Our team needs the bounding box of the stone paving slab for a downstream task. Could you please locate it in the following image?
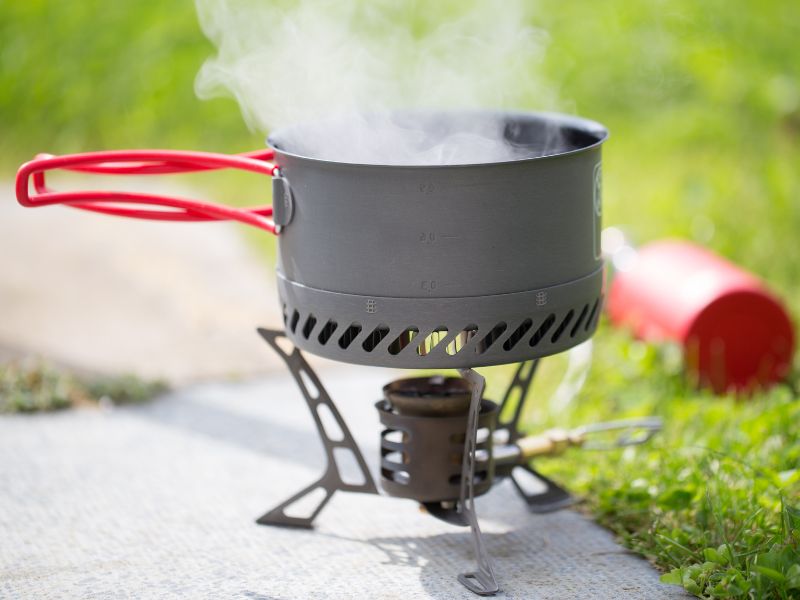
[0,182,285,383]
[0,366,688,599]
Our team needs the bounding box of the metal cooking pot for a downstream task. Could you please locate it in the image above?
[16,109,608,369]
[270,110,608,367]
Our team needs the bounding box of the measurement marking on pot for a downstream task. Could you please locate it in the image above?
[418,232,459,244]
[419,232,437,244]
[419,280,457,293]
[421,280,437,293]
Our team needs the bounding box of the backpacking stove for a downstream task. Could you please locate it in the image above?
[16,110,661,596]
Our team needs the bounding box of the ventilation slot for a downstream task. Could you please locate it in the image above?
[289,309,300,334]
[585,297,601,331]
[382,468,410,486]
[503,319,532,351]
[388,328,419,355]
[282,486,327,520]
[362,325,390,352]
[317,320,338,345]
[302,314,317,339]
[333,447,366,486]
[551,310,575,344]
[446,325,478,355]
[380,429,411,485]
[338,323,362,349]
[477,322,506,354]
[449,470,488,486]
[282,304,288,326]
[417,327,448,356]
[530,314,556,347]
[570,305,589,337]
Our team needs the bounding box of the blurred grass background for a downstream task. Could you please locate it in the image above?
[2,1,799,597]
[2,0,798,300]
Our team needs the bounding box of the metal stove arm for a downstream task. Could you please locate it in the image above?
[255,328,378,529]
[498,361,575,513]
[509,464,575,514]
[497,360,539,442]
[457,368,500,597]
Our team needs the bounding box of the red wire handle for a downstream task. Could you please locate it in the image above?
[15,149,282,234]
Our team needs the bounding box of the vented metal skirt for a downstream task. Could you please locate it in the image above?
[277,267,603,369]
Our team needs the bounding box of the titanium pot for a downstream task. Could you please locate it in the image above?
[16,109,608,369]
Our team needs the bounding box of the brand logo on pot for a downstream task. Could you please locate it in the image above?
[593,162,602,218]
[593,162,603,260]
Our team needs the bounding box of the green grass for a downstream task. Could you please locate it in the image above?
[498,328,800,598]
[2,1,799,597]
[0,362,167,413]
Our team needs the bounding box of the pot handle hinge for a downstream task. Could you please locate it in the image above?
[271,171,294,231]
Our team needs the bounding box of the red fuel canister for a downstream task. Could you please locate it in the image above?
[607,239,795,393]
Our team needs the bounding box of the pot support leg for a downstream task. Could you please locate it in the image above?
[497,361,575,513]
[457,368,500,596]
[255,328,378,528]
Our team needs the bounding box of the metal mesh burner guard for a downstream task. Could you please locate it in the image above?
[270,110,608,368]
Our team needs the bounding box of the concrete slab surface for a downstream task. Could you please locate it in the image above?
[0,366,688,599]
[0,182,284,383]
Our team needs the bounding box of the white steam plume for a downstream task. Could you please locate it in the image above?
[195,0,558,165]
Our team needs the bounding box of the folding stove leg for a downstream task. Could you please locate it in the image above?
[497,360,540,444]
[255,328,378,528]
[457,368,500,597]
[498,361,575,513]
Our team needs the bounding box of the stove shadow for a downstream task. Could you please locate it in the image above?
[320,525,547,600]
[239,592,286,600]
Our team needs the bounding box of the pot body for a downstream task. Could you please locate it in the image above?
[269,111,608,368]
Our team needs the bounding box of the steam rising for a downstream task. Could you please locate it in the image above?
[195,0,557,165]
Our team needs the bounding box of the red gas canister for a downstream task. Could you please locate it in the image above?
[606,238,795,393]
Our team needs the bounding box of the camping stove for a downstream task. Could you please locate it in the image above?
[16,110,663,596]
[255,329,659,595]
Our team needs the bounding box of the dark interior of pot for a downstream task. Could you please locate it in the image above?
[268,110,608,166]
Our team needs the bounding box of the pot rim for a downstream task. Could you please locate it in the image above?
[266,108,609,170]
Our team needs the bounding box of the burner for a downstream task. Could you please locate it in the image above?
[377,376,498,503]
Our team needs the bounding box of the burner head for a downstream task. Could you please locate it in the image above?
[383,375,471,417]
[376,375,498,503]
[271,110,607,369]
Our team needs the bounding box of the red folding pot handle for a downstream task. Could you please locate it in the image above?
[15,149,287,234]
[607,240,795,393]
